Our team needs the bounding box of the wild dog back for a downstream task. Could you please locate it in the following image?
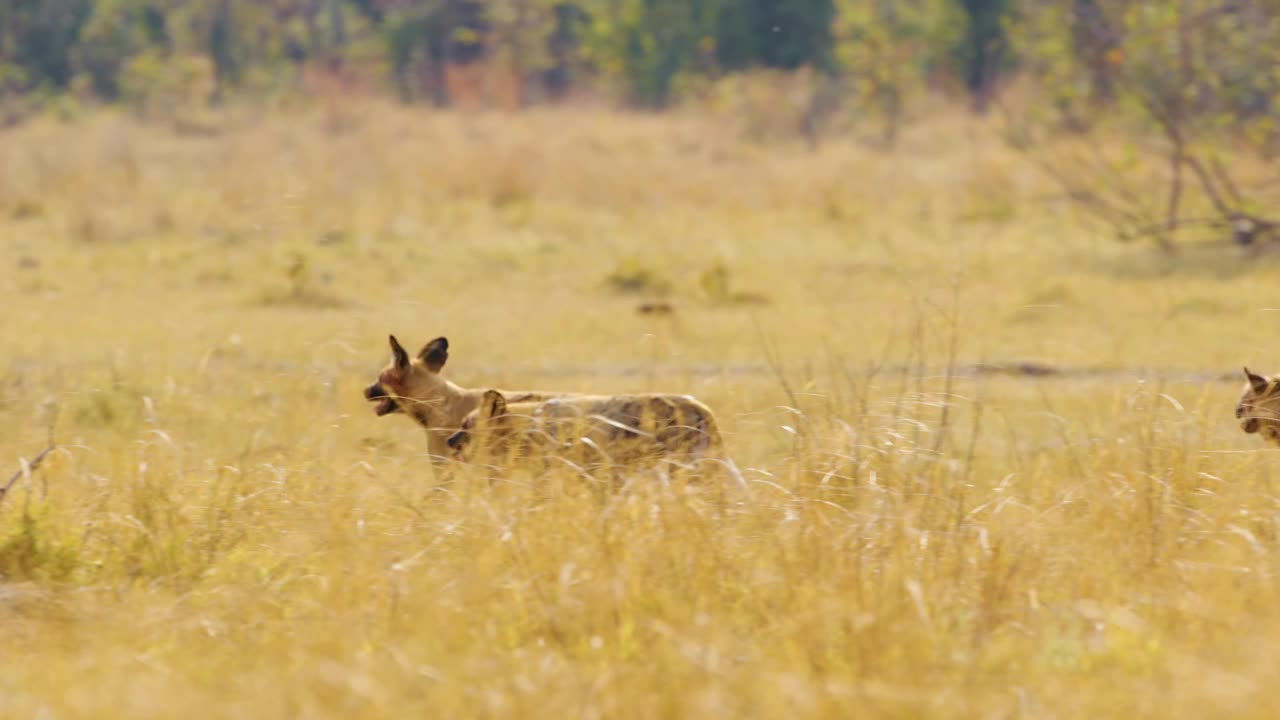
[447,390,725,469]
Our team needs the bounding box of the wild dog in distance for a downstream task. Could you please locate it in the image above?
[363,335,574,464]
[446,389,743,486]
[1238,367,1280,445]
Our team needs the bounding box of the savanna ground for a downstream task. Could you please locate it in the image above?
[3,100,1280,718]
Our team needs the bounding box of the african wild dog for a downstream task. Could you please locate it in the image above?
[363,335,573,464]
[445,389,743,485]
[1237,367,1280,445]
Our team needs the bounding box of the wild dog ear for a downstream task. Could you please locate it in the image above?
[419,337,449,373]
[446,429,468,451]
[1245,367,1270,394]
[389,335,410,370]
[480,389,507,420]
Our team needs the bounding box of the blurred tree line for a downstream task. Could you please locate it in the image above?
[4,1,1277,251]
[1010,0,1280,251]
[0,1,1275,128]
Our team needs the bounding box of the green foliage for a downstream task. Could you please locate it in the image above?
[716,0,836,73]
[0,506,82,582]
[1014,1,1280,252]
[1017,0,1280,131]
[118,50,212,117]
[603,256,671,295]
[579,0,720,108]
[834,0,961,143]
[1,0,93,90]
[207,0,238,101]
[75,0,163,99]
[0,0,1273,136]
[545,1,590,97]
[954,0,1014,111]
[378,0,490,105]
[582,0,837,107]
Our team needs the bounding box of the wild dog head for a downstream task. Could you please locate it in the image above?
[446,389,514,458]
[1237,367,1280,444]
[363,335,451,427]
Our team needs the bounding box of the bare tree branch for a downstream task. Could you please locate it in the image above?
[1209,155,1245,207]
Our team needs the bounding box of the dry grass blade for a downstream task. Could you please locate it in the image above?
[1,405,57,508]
[0,445,55,507]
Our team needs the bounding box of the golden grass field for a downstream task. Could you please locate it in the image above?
[3,102,1280,718]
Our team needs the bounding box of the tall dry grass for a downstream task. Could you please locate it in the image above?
[2,102,1280,718]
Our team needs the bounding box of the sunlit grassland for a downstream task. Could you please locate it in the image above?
[2,103,1280,718]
